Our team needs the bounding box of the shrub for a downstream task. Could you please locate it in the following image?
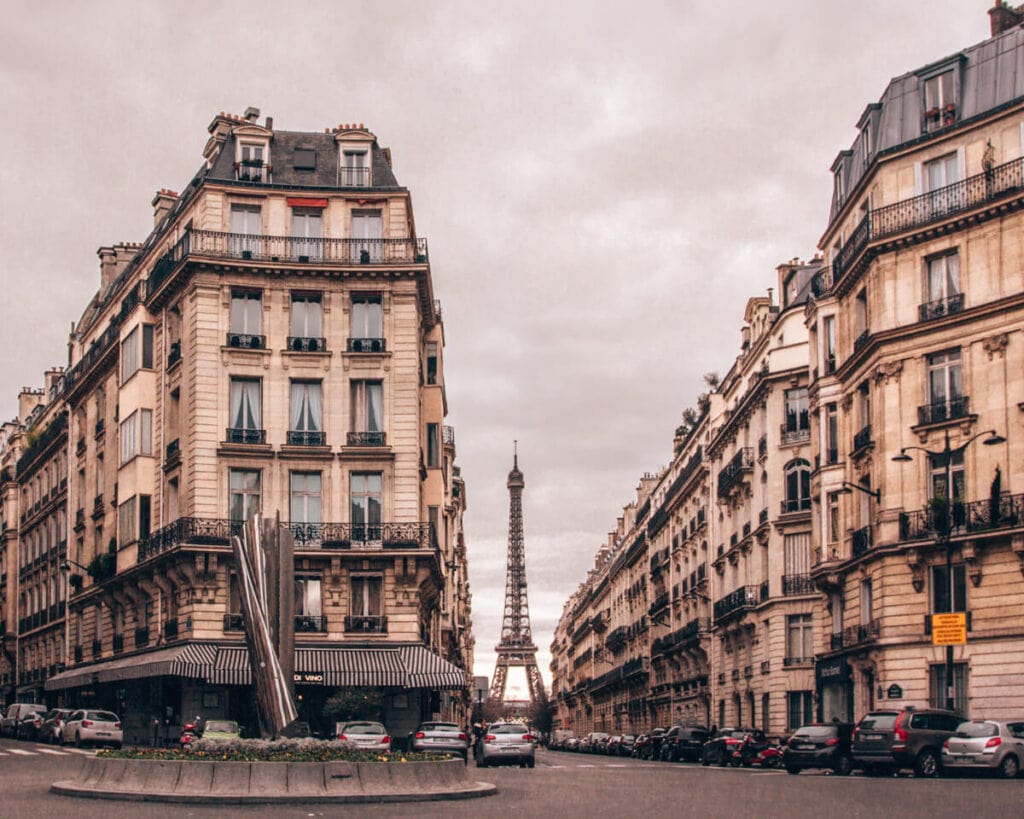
[99,737,454,763]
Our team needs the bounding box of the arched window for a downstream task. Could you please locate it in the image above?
[784,459,811,513]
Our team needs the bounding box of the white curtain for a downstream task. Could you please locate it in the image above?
[290,382,322,431]
[366,383,381,432]
[231,380,261,428]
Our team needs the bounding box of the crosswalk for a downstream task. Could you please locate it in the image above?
[0,746,94,757]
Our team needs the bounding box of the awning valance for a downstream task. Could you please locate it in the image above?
[46,643,218,691]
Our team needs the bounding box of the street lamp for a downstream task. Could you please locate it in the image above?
[891,428,1005,712]
[836,481,881,501]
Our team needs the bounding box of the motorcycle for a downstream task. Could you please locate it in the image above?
[730,735,783,768]
[179,719,202,749]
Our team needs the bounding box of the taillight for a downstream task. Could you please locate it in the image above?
[81,720,93,728]
[523,734,533,741]
[381,736,390,744]
[943,739,950,749]
[115,722,121,729]
[414,731,426,739]
[485,734,496,742]
[893,713,908,745]
[824,737,839,746]
[338,734,348,741]
[458,733,468,741]
[986,737,1002,749]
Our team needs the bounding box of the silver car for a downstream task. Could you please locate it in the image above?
[942,719,1024,778]
[336,720,391,752]
[475,722,536,768]
[60,709,123,749]
[410,722,470,760]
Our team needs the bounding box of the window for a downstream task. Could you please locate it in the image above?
[229,469,261,521]
[784,388,809,434]
[350,472,382,543]
[428,506,440,548]
[861,578,873,624]
[923,152,961,218]
[924,350,963,424]
[786,614,813,662]
[119,496,137,546]
[289,381,323,445]
[294,575,323,628]
[788,691,813,730]
[923,70,955,132]
[923,252,961,319]
[291,208,323,260]
[229,290,263,342]
[293,147,316,170]
[783,460,811,512]
[928,663,968,715]
[854,288,868,340]
[861,120,872,163]
[350,575,382,616]
[290,472,322,524]
[425,342,438,385]
[290,293,323,345]
[857,382,871,432]
[96,454,104,497]
[230,204,262,254]
[120,325,154,382]
[228,378,262,443]
[426,422,440,468]
[237,143,266,181]
[929,450,965,510]
[350,381,383,445]
[784,533,812,581]
[350,294,383,348]
[831,592,844,633]
[119,409,153,465]
[823,316,836,374]
[825,403,838,463]
[827,492,841,545]
[342,151,369,186]
[351,210,382,261]
[931,563,967,615]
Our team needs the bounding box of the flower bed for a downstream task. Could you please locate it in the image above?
[100,737,455,763]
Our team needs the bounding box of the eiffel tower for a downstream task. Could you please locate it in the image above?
[489,443,546,704]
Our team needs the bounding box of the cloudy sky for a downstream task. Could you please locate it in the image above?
[0,1,987,696]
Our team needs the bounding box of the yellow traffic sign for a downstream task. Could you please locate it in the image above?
[932,612,967,646]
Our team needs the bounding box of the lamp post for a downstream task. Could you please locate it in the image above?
[892,428,1004,712]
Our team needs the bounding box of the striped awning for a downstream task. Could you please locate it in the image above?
[45,643,218,691]
[210,645,467,689]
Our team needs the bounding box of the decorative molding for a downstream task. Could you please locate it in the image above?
[906,548,925,592]
[872,360,903,385]
[982,332,1009,360]
[841,394,854,412]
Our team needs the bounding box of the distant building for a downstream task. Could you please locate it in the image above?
[0,110,473,742]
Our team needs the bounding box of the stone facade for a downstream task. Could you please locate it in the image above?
[0,111,473,743]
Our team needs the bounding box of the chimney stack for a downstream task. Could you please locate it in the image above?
[98,246,117,293]
[151,188,179,226]
[989,1,1024,36]
[244,106,260,123]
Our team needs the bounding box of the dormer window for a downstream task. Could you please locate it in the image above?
[861,120,872,163]
[342,150,369,186]
[236,142,270,182]
[923,69,956,133]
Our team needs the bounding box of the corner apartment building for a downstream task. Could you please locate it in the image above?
[0,109,473,743]
[807,7,1024,721]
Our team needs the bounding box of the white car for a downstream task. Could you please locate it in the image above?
[60,709,123,749]
[336,720,391,751]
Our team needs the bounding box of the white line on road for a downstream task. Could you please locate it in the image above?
[36,748,71,755]
[7,749,37,755]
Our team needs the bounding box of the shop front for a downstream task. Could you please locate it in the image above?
[815,655,853,723]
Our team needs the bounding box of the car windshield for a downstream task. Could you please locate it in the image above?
[89,711,118,722]
[205,721,238,733]
[954,721,997,738]
[344,723,385,734]
[622,735,635,740]
[858,714,897,731]
[491,724,527,734]
[794,725,837,738]
[420,723,460,732]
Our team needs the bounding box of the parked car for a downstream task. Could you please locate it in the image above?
[1,703,46,738]
[638,727,668,760]
[942,718,1024,778]
[335,720,391,752]
[852,707,961,777]
[409,721,470,760]
[39,708,76,745]
[701,727,758,766]
[616,734,637,756]
[201,719,241,740]
[783,723,855,775]
[661,726,710,762]
[475,722,535,768]
[60,709,123,749]
[15,708,47,742]
[580,731,610,753]
[632,733,650,758]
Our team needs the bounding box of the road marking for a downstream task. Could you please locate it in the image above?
[36,748,71,755]
[8,749,37,755]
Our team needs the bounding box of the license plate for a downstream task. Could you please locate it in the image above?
[862,734,882,741]
[499,747,518,752]
[97,732,111,736]
[953,756,976,764]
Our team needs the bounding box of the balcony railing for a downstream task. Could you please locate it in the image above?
[346,431,386,447]
[289,521,437,551]
[780,424,810,445]
[853,424,872,452]
[139,517,243,562]
[781,497,812,514]
[344,614,387,634]
[713,585,763,621]
[782,573,815,596]
[830,619,880,650]
[899,491,1024,541]
[346,337,386,353]
[286,336,327,353]
[717,448,754,498]
[919,293,964,322]
[226,332,266,349]
[187,229,428,266]
[295,614,328,633]
[851,525,873,557]
[339,166,371,187]
[917,396,970,427]
[648,593,670,616]
[810,265,834,298]
[235,159,269,182]
[287,430,326,446]
[443,425,455,446]
[225,427,266,445]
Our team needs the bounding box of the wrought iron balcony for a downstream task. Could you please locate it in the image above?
[287,430,326,446]
[717,447,754,498]
[346,431,386,447]
[234,158,269,182]
[347,337,386,353]
[339,166,370,187]
[810,265,834,298]
[783,656,813,666]
[917,396,970,427]
[713,585,763,621]
[781,497,812,514]
[780,423,810,445]
[782,573,815,596]
[648,593,670,616]
[344,614,387,634]
[225,427,266,445]
[443,425,455,445]
[167,340,181,367]
[286,336,327,352]
[289,521,437,551]
[899,491,1024,541]
[851,525,873,557]
[184,229,428,266]
[853,424,873,452]
[226,332,266,349]
[295,614,328,633]
[919,293,964,322]
[830,619,881,650]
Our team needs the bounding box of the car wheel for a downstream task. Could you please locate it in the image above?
[58,732,65,746]
[718,755,729,767]
[915,749,940,778]
[998,755,1019,779]
[765,756,782,769]
[834,753,853,776]
[75,732,83,749]
[527,758,535,769]
[786,766,800,775]
[476,759,487,768]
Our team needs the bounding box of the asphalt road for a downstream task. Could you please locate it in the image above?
[2,740,1020,818]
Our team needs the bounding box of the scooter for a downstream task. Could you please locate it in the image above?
[179,719,202,749]
[731,736,783,768]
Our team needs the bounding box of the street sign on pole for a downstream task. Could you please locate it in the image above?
[932,612,967,646]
